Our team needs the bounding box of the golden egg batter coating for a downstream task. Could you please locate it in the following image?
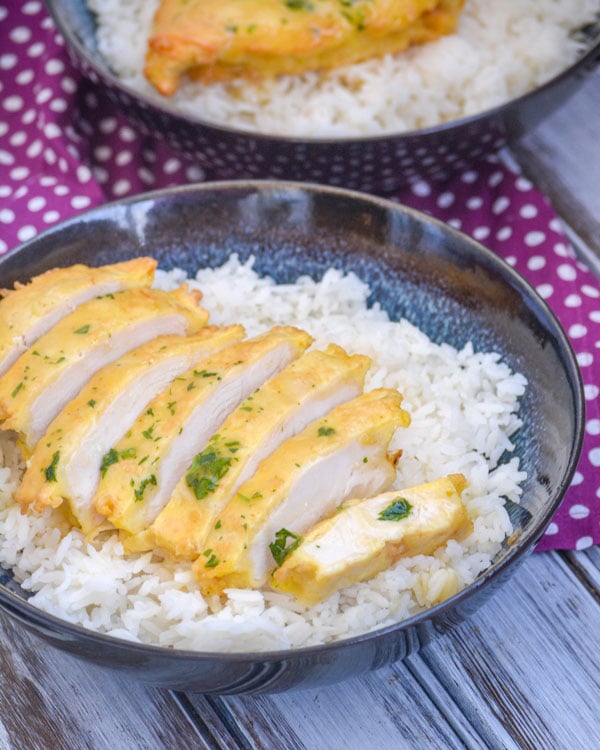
[145,0,466,95]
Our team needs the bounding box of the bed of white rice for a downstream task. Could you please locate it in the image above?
[0,256,527,652]
[87,0,598,137]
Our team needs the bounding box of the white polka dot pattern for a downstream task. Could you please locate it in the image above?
[0,2,598,551]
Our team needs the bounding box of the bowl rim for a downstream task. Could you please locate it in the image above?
[0,179,586,663]
[43,0,600,145]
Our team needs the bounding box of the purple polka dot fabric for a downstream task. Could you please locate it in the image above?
[1,2,598,551]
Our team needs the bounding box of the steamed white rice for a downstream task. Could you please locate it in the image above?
[87,0,599,137]
[0,256,527,652]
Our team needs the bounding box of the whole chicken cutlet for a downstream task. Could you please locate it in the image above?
[145,0,466,95]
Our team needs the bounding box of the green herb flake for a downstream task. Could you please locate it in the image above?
[269,528,302,567]
[134,474,157,502]
[237,490,262,502]
[186,449,234,500]
[87,399,97,408]
[204,553,219,568]
[317,425,336,437]
[10,382,24,398]
[43,451,60,482]
[193,369,218,378]
[378,497,413,522]
[214,519,222,530]
[285,0,314,9]
[100,447,137,477]
[74,324,91,334]
[100,448,119,478]
[167,401,176,416]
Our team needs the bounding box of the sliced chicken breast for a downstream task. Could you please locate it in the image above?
[194,388,411,594]
[0,286,209,453]
[150,344,371,559]
[0,258,156,377]
[94,326,313,539]
[16,325,245,536]
[271,474,472,606]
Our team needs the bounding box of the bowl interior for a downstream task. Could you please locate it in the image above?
[0,182,584,691]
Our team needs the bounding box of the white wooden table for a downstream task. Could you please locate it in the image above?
[0,70,599,750]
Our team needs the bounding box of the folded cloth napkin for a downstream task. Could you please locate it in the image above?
[0,2,598,551]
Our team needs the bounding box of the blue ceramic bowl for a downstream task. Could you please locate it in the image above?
[45,1,600,192]
[0,182,584,693]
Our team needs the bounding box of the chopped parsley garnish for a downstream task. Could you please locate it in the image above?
[186,448,234,500]
[74,324,91,334]
[10,382,23,398]
[237,491,262,502]
[378,497,413,522]
[285,0,314,9]
[317,425,336,437]
[269,528,302,567]
[43,451,60,482]
[204,553,219,568]
[100,447,137,477]
[134,474,157,502]
[87,399,97,408]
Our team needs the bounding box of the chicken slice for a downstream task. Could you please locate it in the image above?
[145,0,465,94]
[271,474,472,606]
[93,326,313,539]
[0,258,156,377]
[194,388,411,594]
[0,286,209,453]
[150,344,371,559]
[15,325,245,536]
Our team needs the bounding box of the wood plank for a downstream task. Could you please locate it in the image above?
[419,551,600,750]
[563,547,600,592]
[510,67,600,261]
[0,612,223,750]
[202,664,478,750]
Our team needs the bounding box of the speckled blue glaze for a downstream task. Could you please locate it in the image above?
[45,1,600,191]
[0,183,584,694]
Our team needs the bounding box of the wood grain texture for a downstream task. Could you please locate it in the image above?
[564,547,600,593]
[205,663,476,750]
[419,551,600,750]
[0,613,219,750]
